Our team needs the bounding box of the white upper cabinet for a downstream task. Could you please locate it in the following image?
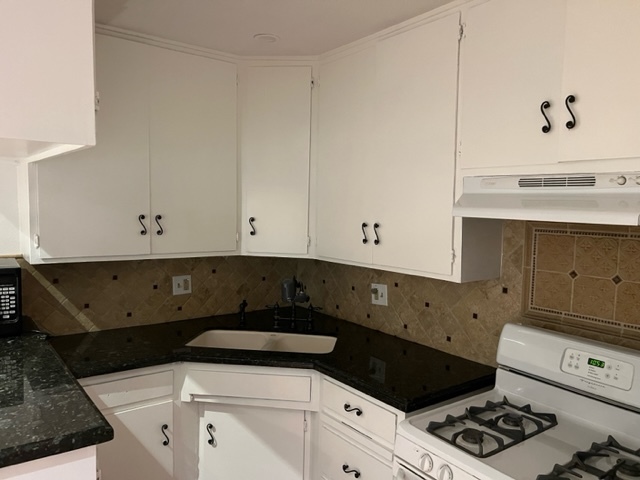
[0,0,96,162]
[240,65,312,256]
[459,0,640,173]
[316,47,377,266]
[558,0,640,163]
[148,47,238,255]
[316,12,472,278]
[24,34,238,263]
[458,0,566,170]
[371,12,460,275]
[33,35,151,260]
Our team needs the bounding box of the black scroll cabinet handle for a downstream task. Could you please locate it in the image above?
[373,223,380,245]
[565,95,577,129]
[249,217,256,236]
[138,214,148,235]
[361,222,368,244]
[342,464,361,478]
[540,100,551,133]
[161,424,170,446]
[344,403,363,416]
[206,423,217,447]
[155,215,164,236]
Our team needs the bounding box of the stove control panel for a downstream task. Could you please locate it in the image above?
[561,348,633,391]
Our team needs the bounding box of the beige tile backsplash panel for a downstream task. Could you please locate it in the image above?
[18,221,640,367]
[526,223,640,341]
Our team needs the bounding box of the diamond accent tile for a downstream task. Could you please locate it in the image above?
[612,275,622,285]
[569,270,578,279]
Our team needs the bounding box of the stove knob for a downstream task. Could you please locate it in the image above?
[419,453,433,472]
[438,464,454,480]
[394,469,406,480]
[615,175,627,185]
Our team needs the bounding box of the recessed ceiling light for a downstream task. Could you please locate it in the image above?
[253,33,279,43]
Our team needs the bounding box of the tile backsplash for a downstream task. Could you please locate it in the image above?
[18,220,640,366]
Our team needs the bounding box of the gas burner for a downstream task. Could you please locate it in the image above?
[460,428,484,445]
[617,459,640,478]
[500,413,524,428]
[426,396,557,458]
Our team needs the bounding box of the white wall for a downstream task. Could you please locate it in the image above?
[0,161,20,255]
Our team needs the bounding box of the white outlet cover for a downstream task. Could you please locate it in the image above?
[371,283,388,306]
[172,275,192,295]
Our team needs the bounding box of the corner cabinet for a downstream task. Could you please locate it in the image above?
[316,12,501,281]
[458,0,640,173]
[240,65,313,256]
[0,0,96,163]
[20,33,238,262]
[80,368,175,480]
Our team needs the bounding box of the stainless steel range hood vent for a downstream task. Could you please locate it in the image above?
[453,172,640,226]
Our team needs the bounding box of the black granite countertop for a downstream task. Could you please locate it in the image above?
[49,309,496,412]
[0,334,113,469]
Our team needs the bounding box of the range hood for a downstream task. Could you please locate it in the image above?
[453,172,640,226]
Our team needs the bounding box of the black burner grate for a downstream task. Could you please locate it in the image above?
[537,436,640,480]
[426,396,558,458]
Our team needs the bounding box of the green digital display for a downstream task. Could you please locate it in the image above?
[588,358,606,368]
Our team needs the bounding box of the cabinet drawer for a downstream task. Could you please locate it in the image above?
[321,379,396,445]
[183,369,311,403]
[318,423,392,480]
[84,370,173,410]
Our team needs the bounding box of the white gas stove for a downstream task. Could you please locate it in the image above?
[394,323,640,480]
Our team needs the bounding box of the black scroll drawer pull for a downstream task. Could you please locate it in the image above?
[344,403,363,416]
[373,223,380,245]
[206,423,217,447]
[249,217,256,236]
[565,94,577,129]
[342,464,361,478]
[155,215,164,236]
[361,223,368,244]
[138,214,148,235]
[540,100,551,133]
[161,424,170,446]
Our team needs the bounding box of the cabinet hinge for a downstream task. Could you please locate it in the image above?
[303,419,308,432]
[236,232,239,243]
[311,78,316,89]
[307,236,311,247]
[459,23,465,41]
[236,74,239,87]
[33,234,40,249]
[451,248,456,264]
[94,91,100,112]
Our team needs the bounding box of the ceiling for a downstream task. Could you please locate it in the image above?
[94,0,453,56]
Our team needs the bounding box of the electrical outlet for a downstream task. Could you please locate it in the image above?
[172,275,192,295]
[371,283,388,306]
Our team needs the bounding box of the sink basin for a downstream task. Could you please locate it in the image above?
[185,330,337,354]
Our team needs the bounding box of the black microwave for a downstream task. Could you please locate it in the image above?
[0,258,22,337]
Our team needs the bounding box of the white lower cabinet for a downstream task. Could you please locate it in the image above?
[100,401,174,480]
[318,422,392,480]
[81,367,175,480]
[198,404,305,479]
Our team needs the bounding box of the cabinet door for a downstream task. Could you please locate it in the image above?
[371,13,459,275]
[458,0,566,169]
[559,0,640,163]
[241,65,312,255]
[316,48,376,264]
[98,401,173,480]
[0,0,95,161]
[149,48,238,255]
[35,35,151,259]
[198,404,305,480]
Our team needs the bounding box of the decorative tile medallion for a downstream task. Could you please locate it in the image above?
[528,224,640,338]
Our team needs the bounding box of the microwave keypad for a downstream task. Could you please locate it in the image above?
[0,284,17,320]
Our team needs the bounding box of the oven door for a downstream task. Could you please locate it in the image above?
[393,458,433,480]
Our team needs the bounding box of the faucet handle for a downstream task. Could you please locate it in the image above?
[239,299,248,311]
[266,302,280,315]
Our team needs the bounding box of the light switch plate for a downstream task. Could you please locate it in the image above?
[371,283,388,306]
[172,275,192,295]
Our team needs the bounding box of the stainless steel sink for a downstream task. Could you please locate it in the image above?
[185,330,337,354]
